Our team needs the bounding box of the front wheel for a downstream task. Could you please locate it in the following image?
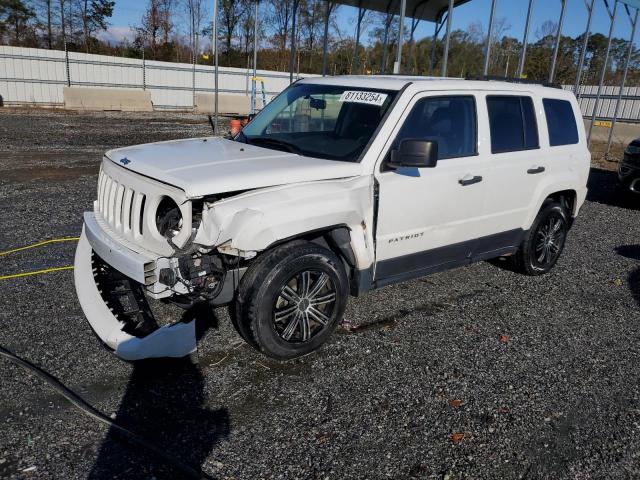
[234,241,349,360]
[513,201,569,276]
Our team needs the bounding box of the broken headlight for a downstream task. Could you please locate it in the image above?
[155,196,183,239]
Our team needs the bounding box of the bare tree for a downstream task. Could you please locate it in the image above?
[182,0,207,60]
[298,0,325,71]
[218,0,245,66]
[267,0,292,70]
[535,20,557,43]
[33,0,55,48]
[136,0,174,60]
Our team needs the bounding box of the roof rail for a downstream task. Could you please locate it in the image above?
[465,75,562,89]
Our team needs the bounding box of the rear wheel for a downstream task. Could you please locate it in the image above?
[234,241,348,360]
[514,201,569,276]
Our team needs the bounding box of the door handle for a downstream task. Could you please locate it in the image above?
[527,166,545,174]
[459,175,483,186]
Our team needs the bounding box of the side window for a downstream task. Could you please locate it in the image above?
[543,98,579,146]
[487,96,539,153]
[393,96,477,160]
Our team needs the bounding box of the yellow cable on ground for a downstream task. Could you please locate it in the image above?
[0,266,74,281]
[0,237,80,257]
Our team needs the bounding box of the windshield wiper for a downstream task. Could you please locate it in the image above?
[247,137,303,155]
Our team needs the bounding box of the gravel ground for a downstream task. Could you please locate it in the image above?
[1,108,640,480]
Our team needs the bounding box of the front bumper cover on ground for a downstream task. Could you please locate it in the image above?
[74,227,197,361]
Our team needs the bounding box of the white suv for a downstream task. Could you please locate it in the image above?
[74,76,590,361]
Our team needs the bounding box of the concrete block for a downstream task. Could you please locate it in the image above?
[64,87,153,112]
[195,93,253,115]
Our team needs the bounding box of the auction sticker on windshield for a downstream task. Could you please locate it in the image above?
[339,91,388,107]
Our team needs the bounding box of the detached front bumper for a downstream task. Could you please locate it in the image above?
[74,224,197,361]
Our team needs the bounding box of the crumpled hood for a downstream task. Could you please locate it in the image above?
[106,137,363,198]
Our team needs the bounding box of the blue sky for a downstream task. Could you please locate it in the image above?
[103,0,639,48]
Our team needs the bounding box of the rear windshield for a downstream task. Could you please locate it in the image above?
[240,83,397,162]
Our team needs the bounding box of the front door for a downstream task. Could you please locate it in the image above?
[374,93,493,285]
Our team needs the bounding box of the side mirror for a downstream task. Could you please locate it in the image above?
[389,139,438,169]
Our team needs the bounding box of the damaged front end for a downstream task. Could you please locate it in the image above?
[74,160,250,361]
[75,156,373,361]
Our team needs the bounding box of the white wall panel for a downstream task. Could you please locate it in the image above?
[11,46,639,121]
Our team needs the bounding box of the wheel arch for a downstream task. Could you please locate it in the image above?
[545,189,577,218]
[260,225,361,294]
[524,186,579,230]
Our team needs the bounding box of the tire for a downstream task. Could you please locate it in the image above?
[233,241,349,360]
[513,200,569,276]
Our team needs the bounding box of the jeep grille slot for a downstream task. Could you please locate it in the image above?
[124,188,135,233]
[138,195,146,236]
[96,166,149,243]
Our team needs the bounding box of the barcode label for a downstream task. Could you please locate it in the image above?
[339,91,388,106]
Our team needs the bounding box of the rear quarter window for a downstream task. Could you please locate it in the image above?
[543,98,579,146]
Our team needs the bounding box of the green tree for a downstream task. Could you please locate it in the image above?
[79,0,114,52]
[0,0,36,45]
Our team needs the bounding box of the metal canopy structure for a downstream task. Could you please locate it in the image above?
[207,0,640,153]
[333,0,471,22]
[327,0,471,75]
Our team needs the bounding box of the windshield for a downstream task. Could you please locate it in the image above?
[240,83,397,162]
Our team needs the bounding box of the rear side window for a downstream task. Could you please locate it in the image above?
[487,96,539,153]
[543,98,579,146]
[394,95,477,160]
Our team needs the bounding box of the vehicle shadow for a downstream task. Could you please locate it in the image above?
[616,245,640,308]
[615,245,640,261]
[629,268,640,308]
[587,167,640,210]
[88,303,230,479]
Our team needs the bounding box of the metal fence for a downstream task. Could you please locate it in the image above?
[3,45,640,124]
[0,45,305,110]
[568,85,640,124]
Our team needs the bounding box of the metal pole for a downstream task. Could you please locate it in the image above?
[441,0,454,77]
[245,56,250,96]
[212,0,219,134]
[321,1,332,76]
[517,0,534,78]
[429,19,439,75]
[483,0,497,76]
[549,0,567,83]
[61,0,71,87]
[193,33,198,109]
[352,2,364,73]
[393,0,406,73]
[142,47,146,90]
[606,7,638,156]
[252,0,259,107]
[289,0,299,83]
[64,40,71,87]
[407,17,420,74]
[574,0,595,98]
[588,0,618,144]
[381,10,392,73]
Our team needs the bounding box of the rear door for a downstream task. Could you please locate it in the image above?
[479,92,545,235]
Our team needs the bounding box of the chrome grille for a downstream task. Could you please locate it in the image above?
[96,167,146,241]
[93,158,191,259]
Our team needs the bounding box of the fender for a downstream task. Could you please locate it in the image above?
[194,176,377,271]
[521,168,588,230]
